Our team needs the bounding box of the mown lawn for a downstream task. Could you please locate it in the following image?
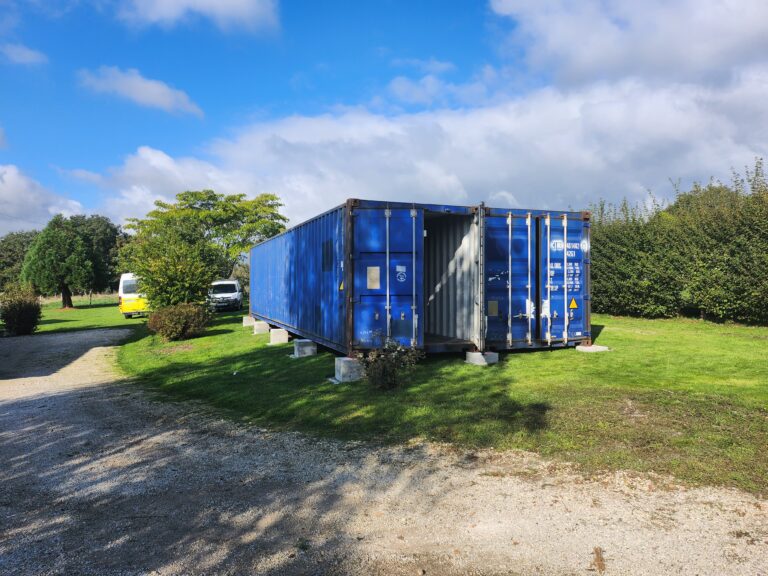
[37,295,141,333]
[118,312,768,495]
[0,294,141,335]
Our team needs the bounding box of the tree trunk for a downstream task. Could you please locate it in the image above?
[61,285,74,308]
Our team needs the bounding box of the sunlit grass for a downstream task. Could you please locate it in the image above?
[118,312,768,494]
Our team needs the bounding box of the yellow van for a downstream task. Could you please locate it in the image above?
[118,273,149,318]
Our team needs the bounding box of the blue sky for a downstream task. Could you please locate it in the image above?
[2,0,768,233]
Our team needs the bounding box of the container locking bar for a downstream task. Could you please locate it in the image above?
[526,212,532,345]
[411,208,418,347]
[385,208,391,340]
[507,212,513,347]
[545,214,551,345]
[562,214,568,344]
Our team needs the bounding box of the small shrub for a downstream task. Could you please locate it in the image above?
[148,303,209,341]
[0,283,42,336]
[358,341,424,390]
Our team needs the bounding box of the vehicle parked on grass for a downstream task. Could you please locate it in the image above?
[118,273,149,319]
[207,280,243,312]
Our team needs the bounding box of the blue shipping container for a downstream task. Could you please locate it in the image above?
[250,199,591,355]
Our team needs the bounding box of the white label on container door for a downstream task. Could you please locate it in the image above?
[396,265,407,282]
[367,266,381,290]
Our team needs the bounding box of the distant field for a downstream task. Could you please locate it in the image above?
[118,312,768,495]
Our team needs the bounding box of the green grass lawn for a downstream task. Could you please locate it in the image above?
[118,312,768,495]
[34,295,143,333]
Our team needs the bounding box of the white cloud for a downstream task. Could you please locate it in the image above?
[490,0,768,85]
[87,67,768,228]
[0,165,83,234]
[101,146,253,222]
[0,42,47,65]
[388,68,501,107]
[79,66,203,116]
[119,0,277,30]
[392,57,455,75]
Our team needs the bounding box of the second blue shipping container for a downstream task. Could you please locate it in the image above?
[250,198,591,355]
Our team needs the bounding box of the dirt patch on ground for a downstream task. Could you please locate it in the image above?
[1,330,766,575]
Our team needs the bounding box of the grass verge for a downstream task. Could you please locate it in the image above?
[117,312,768,495]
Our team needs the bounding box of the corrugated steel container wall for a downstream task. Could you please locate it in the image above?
[424,213,480,343]
[349,205,425,349]
[249,199,591,355]
[249,206,346,352]
[483,207,591,348]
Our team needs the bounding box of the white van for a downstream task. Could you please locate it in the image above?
[207,280,243,312]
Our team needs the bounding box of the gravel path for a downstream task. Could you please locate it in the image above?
[0,330,766,576]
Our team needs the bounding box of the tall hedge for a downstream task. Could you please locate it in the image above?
[591,160,768,324]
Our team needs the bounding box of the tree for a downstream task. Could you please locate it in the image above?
[68,215,122,294]
[120,225,222,308]
[0,230,39,292]
[21,215,92,308]
[120,190,286,308]
[132,190,287,278]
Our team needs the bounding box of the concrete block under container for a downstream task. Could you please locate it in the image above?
[334,357,364,382]
[293,339,317,358]
[242,315,255,327]
[465,351,499,366]
[253,321,270,335]
[269,328,290,345]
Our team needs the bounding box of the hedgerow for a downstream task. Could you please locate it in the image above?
[591,160,768,324]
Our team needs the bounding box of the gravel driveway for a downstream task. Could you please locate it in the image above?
[1,330,766,575]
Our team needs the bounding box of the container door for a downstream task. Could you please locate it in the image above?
[484,212,535,347]
[352,207,424,348]
[538,213,589,344]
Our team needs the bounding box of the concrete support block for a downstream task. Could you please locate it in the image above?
[253,321,270,335]
[269,328,290,345]
[576,344,610,353]
[334,357,364,382]
[465,351,499,366]
[293,339,317,358]
[242,315,255,327]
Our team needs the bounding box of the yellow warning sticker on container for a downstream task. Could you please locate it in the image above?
[569,297,578,309]
[339,280,344,291]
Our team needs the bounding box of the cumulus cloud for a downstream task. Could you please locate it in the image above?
[490,0,768,85]
[65,0,768,228]
[87,65,768,227]
[0,42,47,65]
[0,165,83,234]
[79,66,203,116]
[100,146,254,222]
[119,0,277,30]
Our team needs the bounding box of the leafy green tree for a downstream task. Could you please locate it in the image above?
[133,190,287,278]
[0,230,39,291]
[69,215,123,294]
[120,225,221,308]
[21,215,92,308]
[120,190,286,308]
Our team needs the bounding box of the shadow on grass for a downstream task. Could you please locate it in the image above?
[38,318,74,326]
[126,329,551,448]
[591,324,605,343]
